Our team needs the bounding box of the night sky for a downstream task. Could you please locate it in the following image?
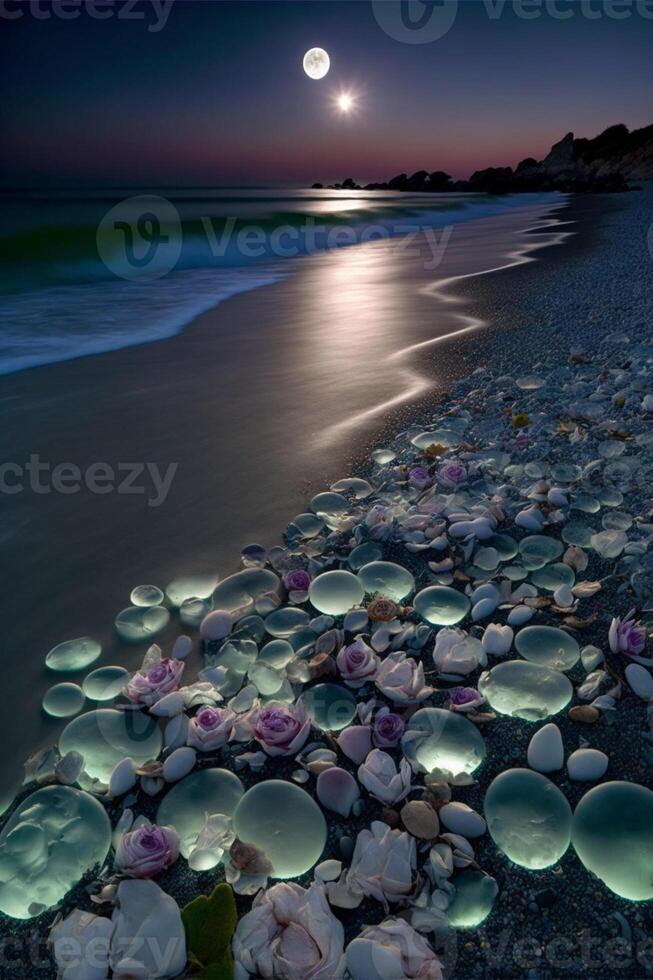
[1,0,652,187]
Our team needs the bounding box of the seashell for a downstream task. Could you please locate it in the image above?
[302,748,337,774]
[568,705,600,724]
[54,751,84,786]
[108,758,137,797]
[572,581,602,598]
[580,645,604,672]
[292,769,310,784]
[567,748,608,781]
[315,859,342,882]
[162,747,196,783]
[439,802,486,838]
[316,767,360,817]
[400,800,439,840]
[337,725,372,764]
[563,546,589,572]
[527,723,563,773]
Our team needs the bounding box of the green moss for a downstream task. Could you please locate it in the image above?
[181,883,237,979]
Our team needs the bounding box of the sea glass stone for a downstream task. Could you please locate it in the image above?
[331,477,373,499]
[371,448,396,465]
[115,605,170,642]
[310,492,351,517]
[248,662,284,696]
[308,571,364,615]
[179,597,211,628]
[518,535,563,570]
[478,661,572,721]
[348,541,383,570]
[264,607,310,637]
[402,708,486,777]
[59,709,162,783]
[571,781,653,900]
[531,563,575,591]
[414,586,470,626]
[516,374,545,390]
[82,666,130,701]
[301,683,357,731]
[165,574,216,607]
[157,768,244,858]
[562,522,593,547]
[357,561,415,601]
[515,626,580,671]
[411,429,457,449]
[42,683,85,718]
[0,786,111,919]
[286,513,325,539]
[446,870,499,927]
[45,637,101,673]
[211,568,280,614]
[233,780,326,878]
[130,585,164,607]
[485,768,572,869]
[257,639,295,669]
[550,463,581,483]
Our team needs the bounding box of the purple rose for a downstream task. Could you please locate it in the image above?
[115,822,180,878]
[408,467,431,489]
[247,701,310,757]
[336,638,380,689]
[283,569,312,592]
[187,706,236,752]
[437,461,467,490]
[609,610,646,658]
[449,686,484,713]
[123,657,184,707]
[373,712,405,747]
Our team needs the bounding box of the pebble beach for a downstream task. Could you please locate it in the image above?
[1,184,653,979]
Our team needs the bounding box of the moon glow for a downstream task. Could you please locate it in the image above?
[303,47,330,80]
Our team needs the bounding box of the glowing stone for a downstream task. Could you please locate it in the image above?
[348,542,383,570]
[287,513,325,539]
[518,535,563,570]
[371,448,395,465]
[478,661,572,721]
[59,709,162,783]
[357,561,415,601]
[179,597,211,628]
[0,786,111,919]
[264,607,310,637]
[82,666,130,701]
[413,586,470,626]
[130,584,164,607]
[211,568,280,614]
[310,491,350,517]
[301,683,357,731]
[530,563,575,591]
[42,683,85,719]
[446,870,499,928]
[165,574,216,607]
[401,708,486,777]
[571,781,653,900]
[233,780,326,878]
[308,570,364,615]
[257,639,295,669]
[45,637,101,673]
[484,768,572,869]
[115,605,170,642]
[515,626,580,671]
[157,768,244,858]
[331,477,373,499]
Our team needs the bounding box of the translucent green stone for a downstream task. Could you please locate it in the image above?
[42,683,85,719]
[0,786,111,919]
[248,662,285,696]
[598,488,623,507]
[447,870,499,927]
[570,493,600,514]
[308,571,364,615]
[287,513,325,539]
[45,637,101,673]
[264,607,310,637]
[130,584,164,606]
[165,574,216,607]
[371,448,396,465]
[411,429,457,449]
[301,683,357,731]
[179,597,211,628]
[485,768,572,869]
[115,605,170,642]
[478,661,572,721]
[331,477,373,499]
[357,561,415,601]
[157,768,244,858]
[550,463,581,483]
[348,542,383,570]
[515,626,580,671]
[561,522,593,547]
[414,586,470,626]
[530,563,575,591]
[401,708,486,777]
[310,492,351,516]
[59,709,162,783]
[571,781,653,900]
[487,534,518,561]
[211,569,280,613]
[257,639,295,669]
[518,535,563,570]
[503,565,528,581]
[82,666,130,701]
[233,780,326,878]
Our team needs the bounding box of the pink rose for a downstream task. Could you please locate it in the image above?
[187,706,236,752]
[247,701,310,757]
[408,466,431,489]
[373,712,405,747]
[336,638,380,689]
[283,569,312,592]
[448,687,485,713]
[374,652,433,705]
[115,822,180,878]
[436,461,467,489]
[123,657,184,707]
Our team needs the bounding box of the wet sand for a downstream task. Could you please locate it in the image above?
[0,196,575,797]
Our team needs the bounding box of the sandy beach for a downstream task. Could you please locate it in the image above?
[0,195,574,799]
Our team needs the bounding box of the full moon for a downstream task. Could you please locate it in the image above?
[303,47,330,80]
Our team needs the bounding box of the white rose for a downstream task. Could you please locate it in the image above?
[374,653,433,705]
[433,628,485,674]
[346,917,443,980]
[357,749,412,805]
[345,821,416,912]
[481,623,514,656]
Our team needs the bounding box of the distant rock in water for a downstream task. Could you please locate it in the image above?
[315,122,653,193]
